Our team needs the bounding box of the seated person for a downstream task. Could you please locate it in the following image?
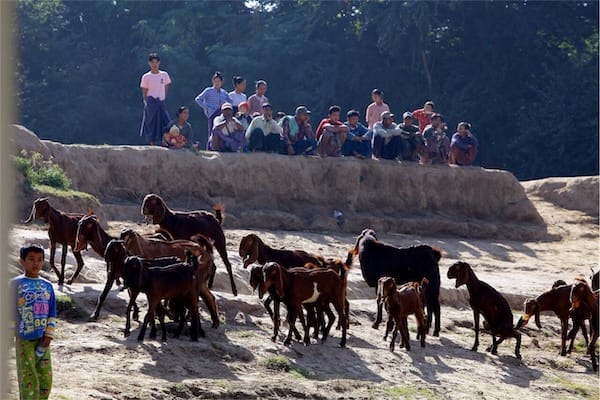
[315,105,349,157]
[165,106,196,149]
[342,109,372,159]
[412,100,436,133]
[236,101,253,132]
[397,112,423,161]
[279,105,316,155]
[245,103,283,153]
[162,124,187,149]
[449,122,478,166]
[209,102,246,152]
[420,113,450,164]
[372,111,405,160]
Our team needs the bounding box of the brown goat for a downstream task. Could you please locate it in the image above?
[141,193,237,296]
[124,250,203,342]
[447,261,522,359]
[258,262,348,347]
[24,197,87,285]
[376,277,427,352]
[239,233,324,269]
[516,282,589,356]
[570,280,599,371]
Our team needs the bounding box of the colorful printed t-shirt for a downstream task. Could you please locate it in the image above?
[12,276,57,340]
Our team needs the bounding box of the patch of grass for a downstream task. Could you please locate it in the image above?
[289,365,314,379]
[31,184,98,202]
[56,294,87,321]
[13,151,70,190]
[260,356,290,372]
[548,375,599,397]
[376,385,442,400]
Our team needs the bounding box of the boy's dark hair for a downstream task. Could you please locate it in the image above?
[328,105,341,115]
[347,109,360,118]
[372,89,384,97]
[148,53,160,62]
[20,244,44,260]
[232,76,245,86]
[213,71,223,81]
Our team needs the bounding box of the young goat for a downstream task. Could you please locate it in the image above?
[447,261,522,359]
[516,281,589,356]
[569,280,599,371]
[24,197,87,285]
[141,193,237,296]
[123,250,203,342]
[375,277,427,352]
[258,262,349,347]
[349,228,442,336]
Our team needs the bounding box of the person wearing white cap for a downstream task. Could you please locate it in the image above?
[279,106,316,155]
[371,110,405,160]
[209,102,246,152]
[397,111,423,161]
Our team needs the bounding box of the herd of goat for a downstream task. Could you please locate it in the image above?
[23,195,599,372]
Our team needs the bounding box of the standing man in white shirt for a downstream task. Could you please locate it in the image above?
[139,53,172,145]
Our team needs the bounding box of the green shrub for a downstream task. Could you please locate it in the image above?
[13,151,71,190]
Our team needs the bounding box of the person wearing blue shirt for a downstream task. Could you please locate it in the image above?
[449,122,478,166]
[12,244,57,400]
[194,71,232,148]
[342,110,372,158]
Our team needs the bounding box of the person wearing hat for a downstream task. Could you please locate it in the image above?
[412,100,436,133]
[235,101,253,131]
[162,123,187,149]
[342,109,372,159]
[397,111,422,161]
[209,102,246,152]
[245,102,283,153]
[279,106,316,155]
[315,105,349,157]
[365,89,390,130]
[420,113,450,164]
[372,110,406,160]
[449,122,478,166]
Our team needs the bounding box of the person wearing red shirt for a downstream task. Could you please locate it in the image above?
[412,100,436,133]
[315,105,349,157]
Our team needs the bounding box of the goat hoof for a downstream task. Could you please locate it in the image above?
[433,331,440,337]
[88,314,98,322]
[284,339,292,346]
[516,353,522,360]
[372,323,379,330]
[271,336,277,342]
[470,346,478,352]
[561,350,567,356]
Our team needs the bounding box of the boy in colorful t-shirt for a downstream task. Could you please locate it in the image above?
[12,244,57,400]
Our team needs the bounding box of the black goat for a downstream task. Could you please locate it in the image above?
[349,228,442,336]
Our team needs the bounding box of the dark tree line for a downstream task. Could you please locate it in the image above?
[14,0,599,179]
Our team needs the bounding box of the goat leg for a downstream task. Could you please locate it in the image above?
[299,308,311,346]
[471,309,480,352]
[138,311,152,342]
[284,308,297,346]
[514,331,522,359]
[263,296,275,321]
[401,318,410,351]
[560,319,569,356]
[49,241,63,285]
[89,274,115,321]
[199,287,220,329]
[373,300,384,329]
[383,317,393,341]
[66,246,85,285]
[322,304,336,342]
[60,244,68,285]
[389,320,398,352]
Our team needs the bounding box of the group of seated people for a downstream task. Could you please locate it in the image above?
[162,76,479,166]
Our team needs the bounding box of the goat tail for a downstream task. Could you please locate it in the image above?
[430,246,443,262]
[213,203,225,225]
[340,261,350,284]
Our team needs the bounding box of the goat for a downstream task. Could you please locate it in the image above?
[447,261,521,359]
[376,277,427,352]
[258,262,348,347]
[123,250,203,342]
[141,193,237,296]
[569,280,599,371]
[516,282,589,356]
[239,233,324,269]
[100,240,179,333]
[349,228,442,336]
[24,197,87,285]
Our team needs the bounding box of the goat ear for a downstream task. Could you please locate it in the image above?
[457,263,469,287]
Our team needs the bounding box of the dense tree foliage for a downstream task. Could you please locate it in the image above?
[14,0,598,179]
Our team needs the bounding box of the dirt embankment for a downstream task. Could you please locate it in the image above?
[11,124,545,240]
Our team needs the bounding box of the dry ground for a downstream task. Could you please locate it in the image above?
[6,195,600,399]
